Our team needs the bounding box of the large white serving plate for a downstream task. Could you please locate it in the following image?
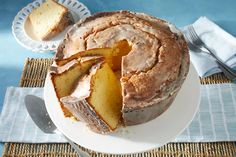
[44,63,200,154]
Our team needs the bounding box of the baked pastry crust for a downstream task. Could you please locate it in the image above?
[55,11,189,126]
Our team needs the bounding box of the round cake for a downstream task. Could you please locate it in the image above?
[55,11,189,126]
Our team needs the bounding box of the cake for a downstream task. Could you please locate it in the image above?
[61,61,122,133]
[53,11,189,132]
[29,0,73,40]
[50,56,103,117]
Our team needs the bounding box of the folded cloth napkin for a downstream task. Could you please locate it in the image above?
[182,17,236,77]
[0,86,236,143]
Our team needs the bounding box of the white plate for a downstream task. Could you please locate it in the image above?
[44,63,200,154]
[12,0,90,52]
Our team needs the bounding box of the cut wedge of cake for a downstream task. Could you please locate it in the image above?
[61,61,122,133]
[29,0,73,40]
[50,56,103,117]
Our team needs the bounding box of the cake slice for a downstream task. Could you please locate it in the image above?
[55,40,131,70]
[50,56,102,117]
[61,61,122,134]
[29,0,73,40]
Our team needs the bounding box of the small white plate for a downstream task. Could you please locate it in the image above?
[44,63,200,154]
[12,0,91,52]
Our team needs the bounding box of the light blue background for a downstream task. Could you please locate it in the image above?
[1,0,236,155]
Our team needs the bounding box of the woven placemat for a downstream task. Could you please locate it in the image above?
[2,58,236,157]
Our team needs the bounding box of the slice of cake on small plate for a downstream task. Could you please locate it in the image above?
[29,0,73,40]
[61,61,122,134]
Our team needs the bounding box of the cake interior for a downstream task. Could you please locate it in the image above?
[110,39,132,70]
[87,63,122,129]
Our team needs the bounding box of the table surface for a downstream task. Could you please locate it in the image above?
[1,0,236,156]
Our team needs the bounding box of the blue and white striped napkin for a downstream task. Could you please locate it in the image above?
[0,85,236,143]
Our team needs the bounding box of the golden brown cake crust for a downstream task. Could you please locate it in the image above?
[56,11,189,126]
